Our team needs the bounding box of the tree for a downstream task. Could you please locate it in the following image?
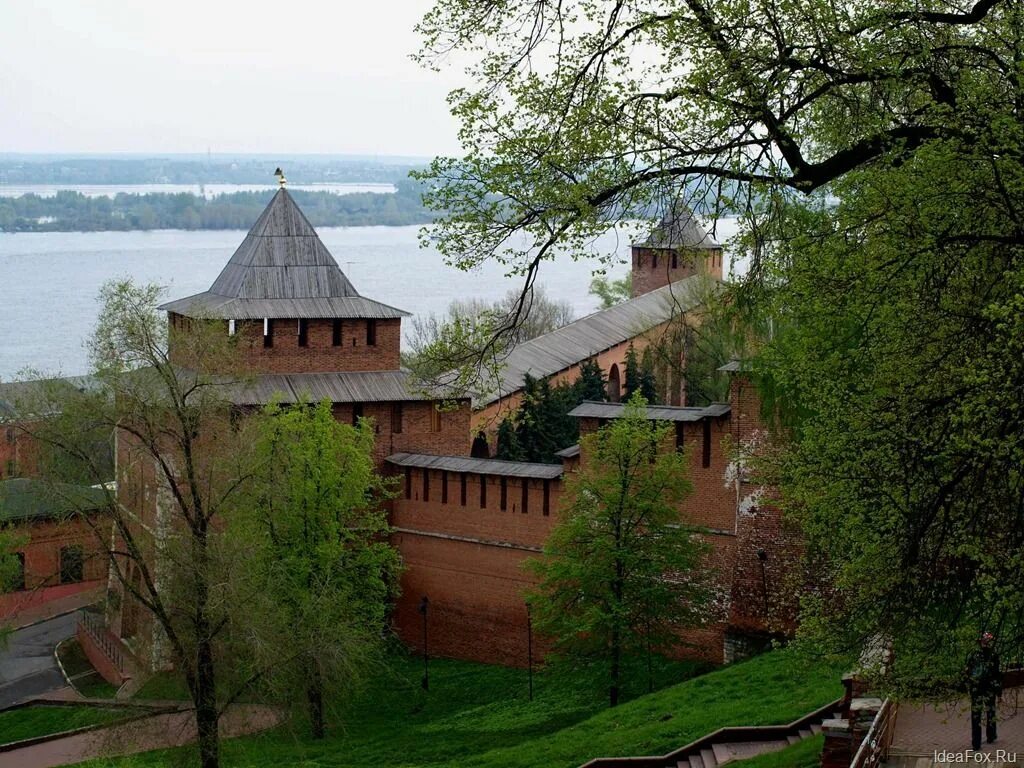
[527,397,712,707]
[495,418,525,461]
[404,286,574,377]
[574,358,607,403]
[623,344,654,402]
[415,0,1014,366]
[752,141,1024,696]
[22,280,259,768]
[230,400,400,739]
[589,274,632,309]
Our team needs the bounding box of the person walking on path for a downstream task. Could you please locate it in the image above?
[965,631,1002,751]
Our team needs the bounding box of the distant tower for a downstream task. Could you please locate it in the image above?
[630,202,724,297]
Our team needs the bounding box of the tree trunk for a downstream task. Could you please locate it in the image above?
[610,627,621,707]
[307,662,325,739]
[195,636,220,768]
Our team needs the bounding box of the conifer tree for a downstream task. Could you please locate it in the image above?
[623,344,642,401]
[575,358,607,403]
[495,418,525,461]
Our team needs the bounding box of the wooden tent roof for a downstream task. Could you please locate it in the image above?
[635,201,720,250]
[160,188,409,320]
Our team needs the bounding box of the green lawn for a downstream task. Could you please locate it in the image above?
[730,734,825,768]
[0,705,133,745]
[82,649,841,768]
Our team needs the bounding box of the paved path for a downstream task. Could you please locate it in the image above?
[0,612,79,708]
[0,704,282,768]
[886,688,1024,767]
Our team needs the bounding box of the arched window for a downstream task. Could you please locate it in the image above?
[607,364,621,402]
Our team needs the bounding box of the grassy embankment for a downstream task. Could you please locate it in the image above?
[82,648,841,768]
[0,705,132,745]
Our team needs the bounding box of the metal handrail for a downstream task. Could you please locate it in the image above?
[850,698,897,768]
[79,611,126,673]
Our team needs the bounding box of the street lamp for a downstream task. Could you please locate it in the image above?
[419,596,430,690]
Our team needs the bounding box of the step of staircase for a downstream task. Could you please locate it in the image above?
[655,701,841,768]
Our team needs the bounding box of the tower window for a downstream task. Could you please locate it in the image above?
[430,403,442,433]
[405,467,412,499]
[702,419,712,467]
[460,473,467,506]
[332,319,342,346]
[521,480,529,514]
[652,253,658,269]
[423,470,430,502]
[500,477,507,511]
[676,422,685,451]
[263,318,274,348]
[352,403,364,426]
[298,319,309,347]
[480,474,487,508]
[543,480,551,516]
[391,402,404,434]
[441,471,448,504]
[366,319,377,346]
[671,253,678,269]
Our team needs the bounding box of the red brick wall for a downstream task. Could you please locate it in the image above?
[392,531,541,666]
[169,313,402,374]
[393,468,561,549]
[0,421,40,479]
[333,400,471,467]
[8,515,106,590]
[630,246,724,297]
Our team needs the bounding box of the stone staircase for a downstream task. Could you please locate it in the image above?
[669,717,828,767]
[579,700,841,768]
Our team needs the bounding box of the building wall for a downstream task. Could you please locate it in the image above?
[631,246,724,297]
[332,400,472,466]
[169,313,402,374]
[2,514,105,606]
[391,408,744,666]
[0,422,40,479]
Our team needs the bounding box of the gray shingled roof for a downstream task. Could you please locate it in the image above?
[0,375,101,420]
[0,478,109,523]
[568,400,730,422]
[635,202,720,250]
[386,452,564,480]
[479,275,717,406]
[159,189,409,320]
[227,370,444,406]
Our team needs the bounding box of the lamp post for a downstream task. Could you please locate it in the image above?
[419,596,430,690]
[526,602,534,701]
[756,548,769,620]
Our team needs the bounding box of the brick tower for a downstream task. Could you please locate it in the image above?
[160,186,407,374]
[631,202,724,297]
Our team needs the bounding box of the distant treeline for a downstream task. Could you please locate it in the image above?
[0,181,436,232]
[0,157,421,186]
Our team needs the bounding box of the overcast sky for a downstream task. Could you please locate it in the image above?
[0,1,463,157]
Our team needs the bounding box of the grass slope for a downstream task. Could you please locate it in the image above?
[729,734,825,768]
[0,705,130,745]
[83,650,840,768]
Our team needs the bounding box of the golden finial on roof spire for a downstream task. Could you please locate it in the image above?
[274,167,287,187]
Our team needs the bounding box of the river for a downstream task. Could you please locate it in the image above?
[0,220,740,381]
